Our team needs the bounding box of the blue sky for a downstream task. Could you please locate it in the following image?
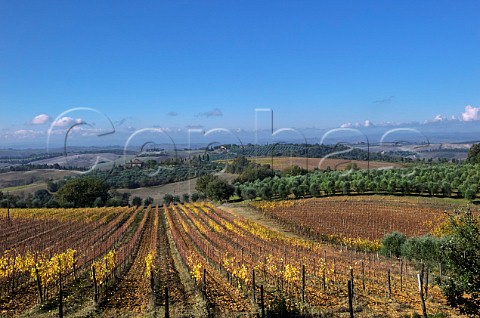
[1,1,480,146]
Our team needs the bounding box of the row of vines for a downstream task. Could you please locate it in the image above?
[0,205,154,316]
[165,202,461,316]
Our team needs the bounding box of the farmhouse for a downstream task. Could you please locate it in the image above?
[124,159,144,169]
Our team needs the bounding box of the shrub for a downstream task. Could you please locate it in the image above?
[144,196,154,206]
[132,196,142,207]
[163,194,174,205]
[93,197,105,208]
[191,193,200,202]
[266,292,301,317]
[440,209,480,316]
[380,232,406,258]
[401,235,442,264]
[45,199,60,208]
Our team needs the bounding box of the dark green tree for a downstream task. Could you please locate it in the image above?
[33,189,52,206]
[380,232,406,258]
[31,199,42,208]
[401,235,443,265]
[145,160,157,169]
[205,179,235,201]
[309,182,320,197]
[226,156,250,174]
[144,196,154,206]
[46,180,59,192]
[440,209,480,316]
[195,174,218,194]
[45,198,60,208]
[106,197,123,207]
[464,186,477,201]
[237,165,275,183]
[467,143,480,163]
[173,195,181,204]
[163,194,174,205]
[132,196,143,207]
[93,197,104,207]
[15,199,27,208]
[191,193,200,202]
[241,187,257,200]
[56,177,109,208]
[282,165,307,177]
[259,186,273,200]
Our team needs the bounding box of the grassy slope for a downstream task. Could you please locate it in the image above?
[119,173,238,203]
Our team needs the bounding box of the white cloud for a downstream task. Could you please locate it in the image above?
[68,125,116,137]
[12,129,43,139]
[53,117,84,127]
[14,129,35,135]
[186,124,204,129]
[461,105,480,121]
[364,120,374,127]
[341,121,373,128]
[148,127,182,133]
[196,108,223,117]
[31,114,50,125]
[433,114,445,122]
[380,122,398,127]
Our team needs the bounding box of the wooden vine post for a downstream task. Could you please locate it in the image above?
[252,269,256,302]
[425,266,429,299]
[92,266,98,304]
[202,268,207,301]
[400,259,403,291]
[35,266,43,304]
[350,267,354,298]
[260,284,265,318]
[347,280,354,318]
[301,264,306,303]
[322,266,326,291]
[73,260,77,281]
[361,261,365,291]
[165,287,169,318]
[417,273,428,318]
[58,273,63,318]
[387,269,392,299]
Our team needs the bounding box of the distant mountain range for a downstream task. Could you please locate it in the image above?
[2,120,480,149]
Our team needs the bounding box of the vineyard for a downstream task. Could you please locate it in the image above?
[0,200,470,317]
[0,206,198,317]
[250,196,479,248]
[164,202,467,317]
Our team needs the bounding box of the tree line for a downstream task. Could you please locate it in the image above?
[209,143,412,162]
[0,177,135,209]
[234,162,480,201]
[87,158,221,189]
